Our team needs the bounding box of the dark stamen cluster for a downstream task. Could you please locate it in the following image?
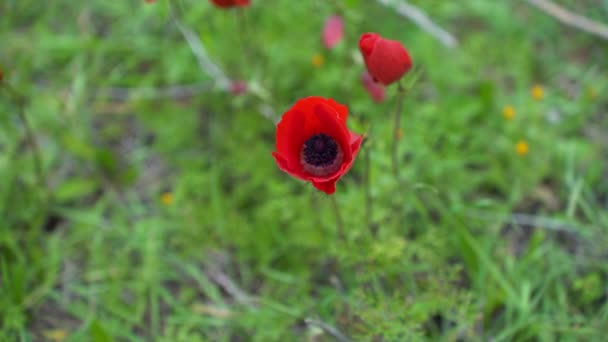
[302,133,338,167]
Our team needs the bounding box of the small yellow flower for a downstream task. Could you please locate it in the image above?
[43,329,68,342]
[311,53,324,68]
[531,84,544,100]
[502,105,515,120]
[515,140,529,156]
[161,192,174,205]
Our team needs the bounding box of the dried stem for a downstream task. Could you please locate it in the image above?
[169,0,231,90]
[375,0,458,48]
[524,0,608,41]
[305,318,352,342]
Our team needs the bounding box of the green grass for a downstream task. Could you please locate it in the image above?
[1,0,608,340]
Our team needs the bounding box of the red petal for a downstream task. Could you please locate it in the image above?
[313,102,352,163]
[210,0,249,7]
[367,37,412,85]
[312,180,337,195]
[325,98,348,124]
[272,97,363,195]
[359,33,379,58]
[309,132,362,193]
[343,131,363,173]
[272,152,307,180]
[274,97,337,175]
[361,71,386,102]
[275,108,308,169]
[322,15,344,49]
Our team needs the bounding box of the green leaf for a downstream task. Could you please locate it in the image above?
[55,178,99,202]
[89,320,114,342]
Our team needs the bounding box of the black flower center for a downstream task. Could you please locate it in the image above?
[303,133,338,166]
[300,133,344,177]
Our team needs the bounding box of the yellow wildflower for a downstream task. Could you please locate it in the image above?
[311,53,324,68]
[531,84,544,100]
[502,105,515,120]
[515,140,529,156]
[161,192,174,205]
[43,329,68,342]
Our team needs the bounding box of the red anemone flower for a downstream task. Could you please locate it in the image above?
[272,97,363,195]
[210,0,250,8]
[359,32,412,86]
[361,71,386,103]
[322,15,344,49]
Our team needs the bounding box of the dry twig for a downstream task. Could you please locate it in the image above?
[305,318,352,342]
[524,0,608,40]
[206,265,253,305]
[375,0,458,48]
[96,83,212,101]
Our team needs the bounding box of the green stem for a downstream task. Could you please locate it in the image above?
[365,144,374,236]
[330,195,344,241]
[237,8,252,65]
[392,82,406,179]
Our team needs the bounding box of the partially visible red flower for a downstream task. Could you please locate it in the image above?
[0,68,3,82]
[230,80,248,95]
[361,71,385,103]
[272,97,363,195]
[322,15,344,49]
[145,0,155,3]
[359,32,412,86]
[210,0,250,8]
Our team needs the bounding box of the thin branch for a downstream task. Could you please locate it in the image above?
[206,265,253,305]
[524,0,608,40]
[468,211,590,236]
[94,83,212,101]
[305,318,352,342]
[172,19,231,90]
[375,0,458,48]
[168,2,279,124]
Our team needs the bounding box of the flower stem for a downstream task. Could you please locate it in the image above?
[237,8,252,62]
[330,195,344,240]
[392,82,406,178]
[364,144,375,236]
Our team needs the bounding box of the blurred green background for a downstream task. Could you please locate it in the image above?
[1,0,608,340]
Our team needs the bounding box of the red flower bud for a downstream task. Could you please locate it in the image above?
[210,0,250,8]
[359,32,412,86]
[361,71,385,103]
[272,97,363,195]
[322,15,344,50]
